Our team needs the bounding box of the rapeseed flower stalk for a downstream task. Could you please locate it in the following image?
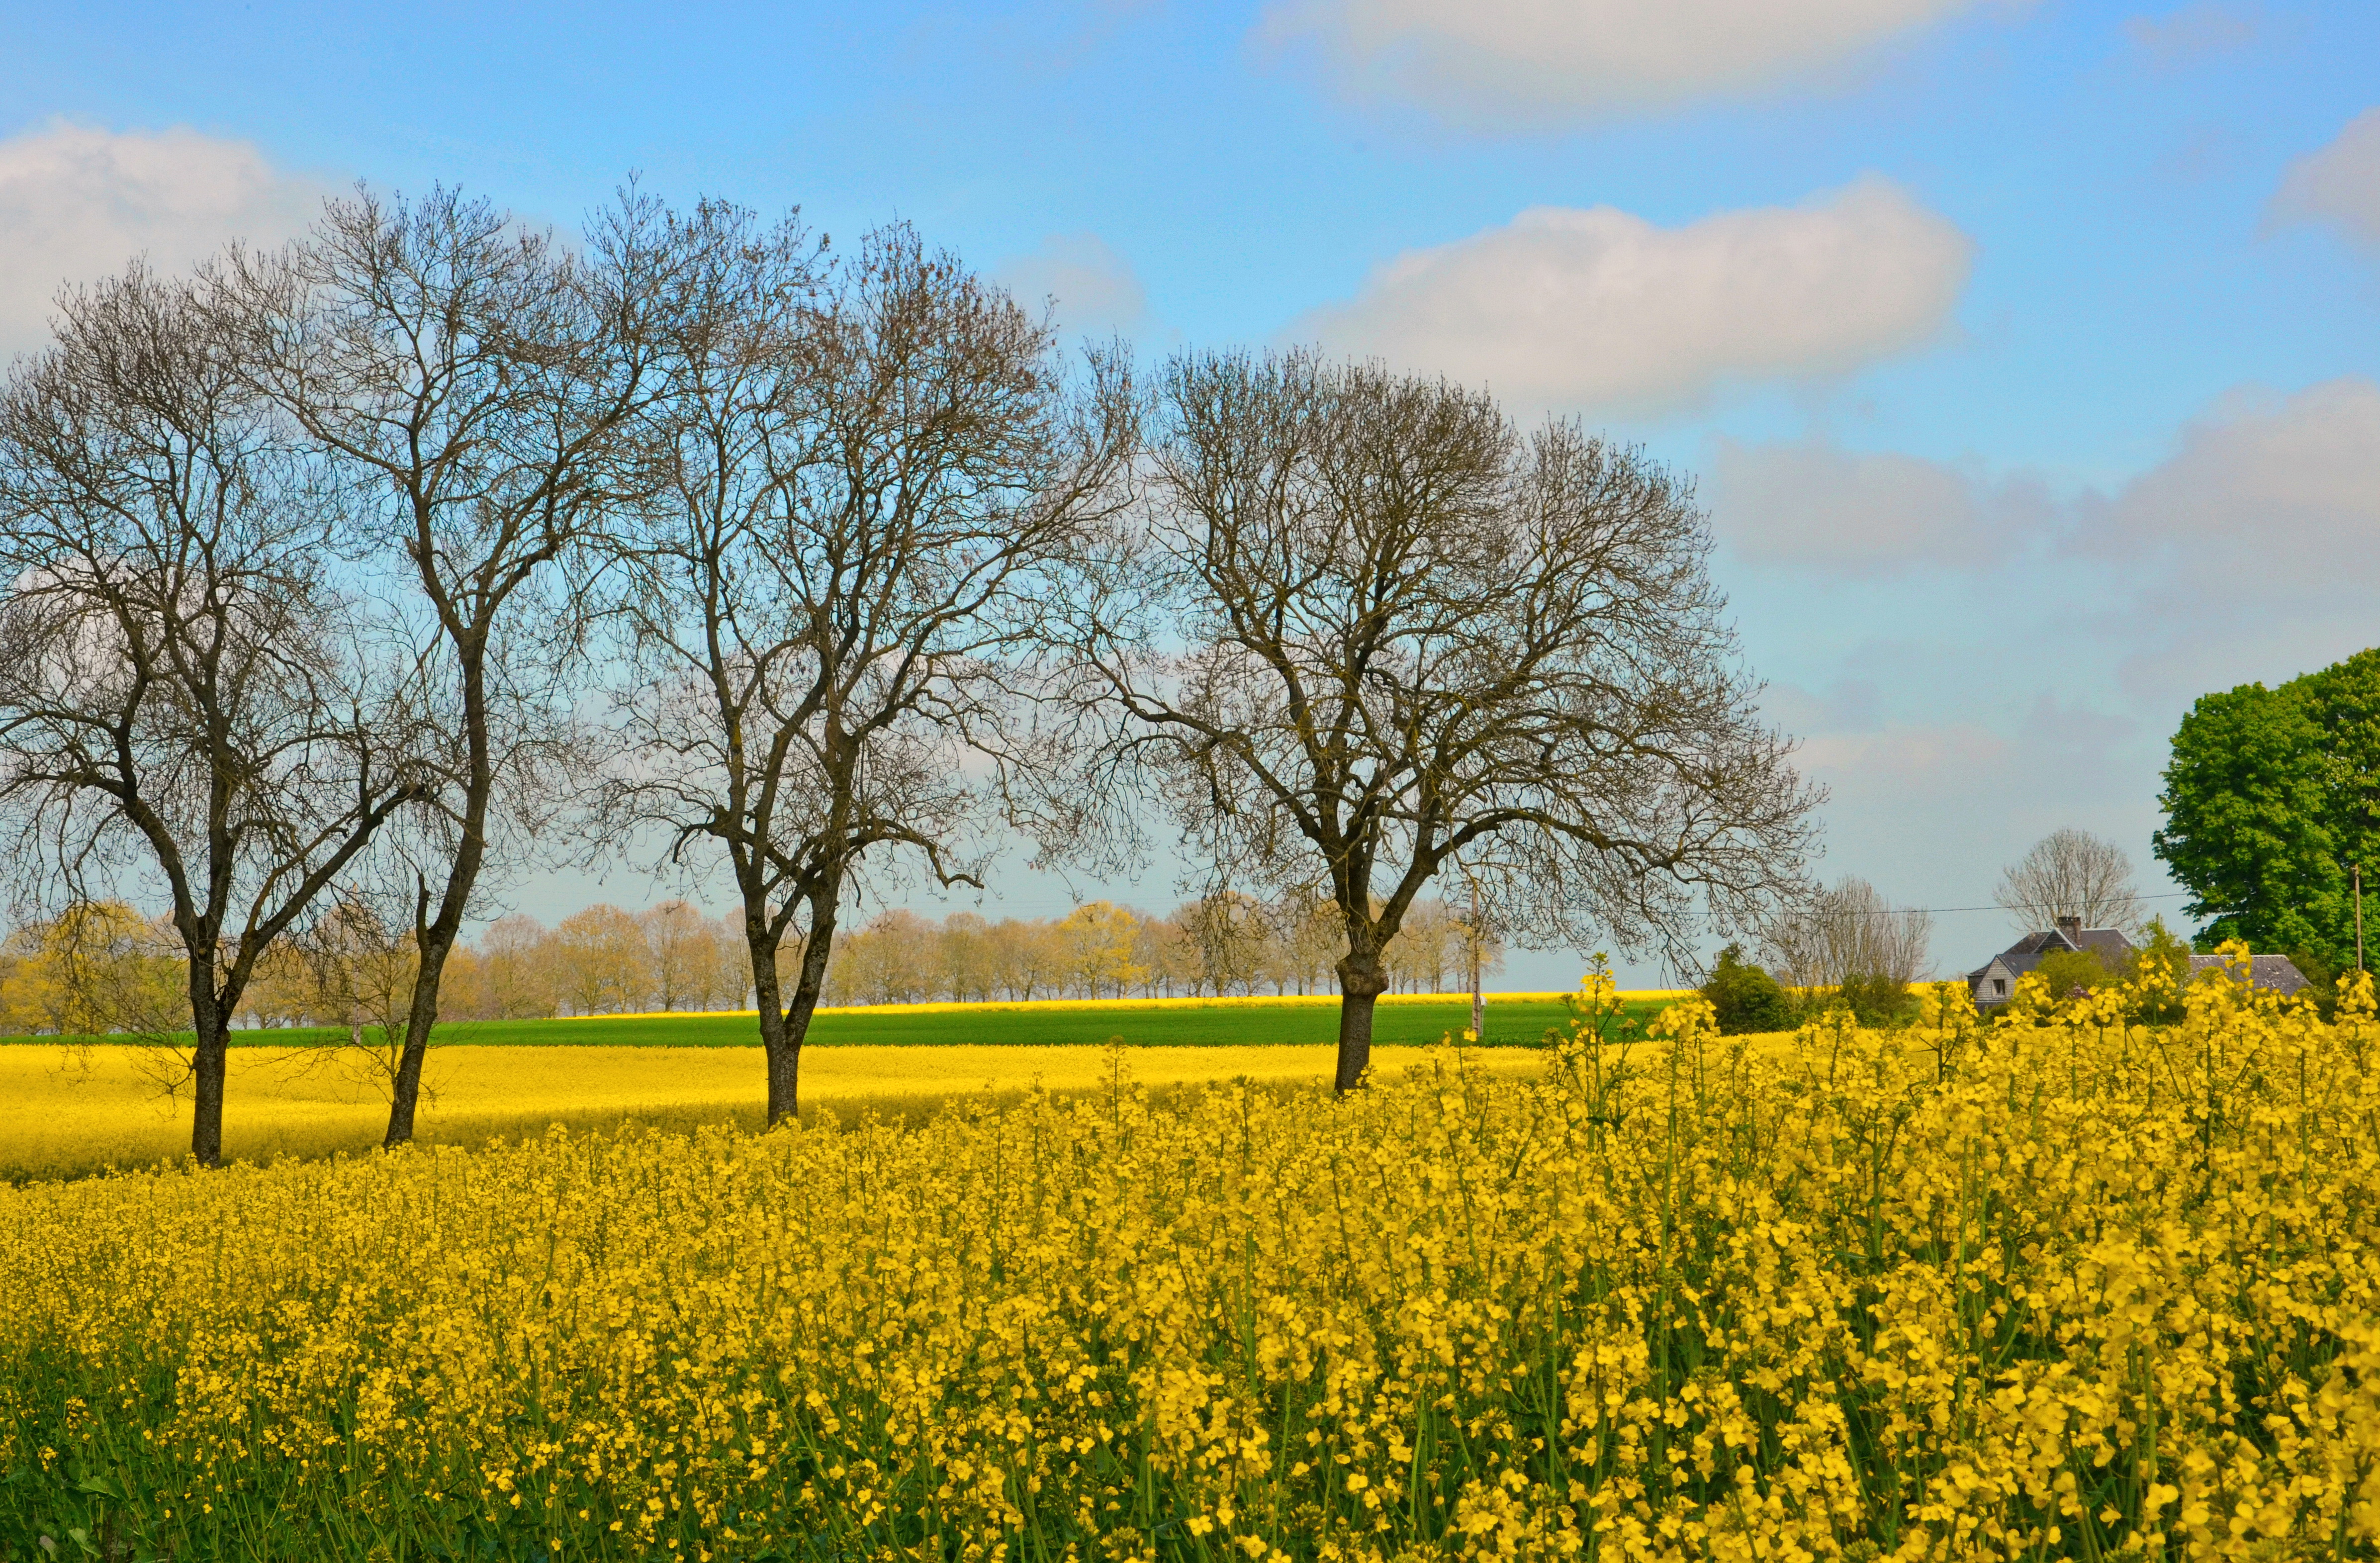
[2,957,2376,1561]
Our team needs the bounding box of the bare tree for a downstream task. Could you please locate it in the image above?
[22,900,189,1045]
[1051,351,1817,1091]
[0,265,426,1164]
[221,185,677,1146]
[596,205,1131,1123]
[1996,827,2143,933]
[475,912,560,1017]
[1281,894,1344,997]
[552,903,649,1014]
[640,899,714,1011]
[1758,875,1933,991]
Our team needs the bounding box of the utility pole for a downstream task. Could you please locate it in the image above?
[2356,862,2365,974]
[1469,922,1484,1043]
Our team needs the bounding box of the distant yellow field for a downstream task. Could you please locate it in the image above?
[0,1041,1544,1180]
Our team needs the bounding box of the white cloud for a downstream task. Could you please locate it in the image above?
[0,120,326,361]
[994,232,1153,340]
[1761,677,1885,736]
[1292,177,1973,414]
[2109,377,2380,561]
[1713,376,2380,616]
[2271,108,2380,251]
[2096,377,2380,695]
[1711,438,2055,576]
[1261,0,2000,124]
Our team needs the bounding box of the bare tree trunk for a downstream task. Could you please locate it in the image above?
[748,905,793,1122]
[774,893,840,1125]
[383,878,476,1147]
[383,671,491,1148]
[748,874,843,1127]
[383,977,432,1146]
[381,924,457,1147]
[1334,948,1388,1094]
[188,975,229,1167]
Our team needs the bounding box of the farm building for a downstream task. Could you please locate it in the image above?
[1965,915,2311,1008]
[1966,917,2136,1008]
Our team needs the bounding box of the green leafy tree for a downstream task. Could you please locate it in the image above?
[2154,669,2358,963]
[2295,648,2380,918]
[2032,948,2112,1002]
[2119,915,2196,1025]
[1700,944,1794,1035]
[2286,945,2340,1021]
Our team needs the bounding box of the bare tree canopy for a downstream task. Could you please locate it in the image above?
[0,264,426,1164]
[596,205,1132,1124]
[217,184,677,1146]
[1759,875,1933,990]
[1051,350,1818,1091]
[1996,827,2143,933]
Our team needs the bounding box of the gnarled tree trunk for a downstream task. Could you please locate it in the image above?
[187,975,230,1167]
[749,874,843,1127]
[1334,946,1389,1094]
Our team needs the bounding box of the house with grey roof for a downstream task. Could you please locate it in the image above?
[1966,915,2312,1008]
[1967,917,2135,1008]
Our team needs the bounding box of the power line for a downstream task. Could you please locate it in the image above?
[1858,892,2192,916]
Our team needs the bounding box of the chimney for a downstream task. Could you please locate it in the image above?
[2055,914,2082,937]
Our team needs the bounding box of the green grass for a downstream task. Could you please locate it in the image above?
[0,995,1670,1051]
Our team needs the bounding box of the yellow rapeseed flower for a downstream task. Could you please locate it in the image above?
[0,959,2372,1562]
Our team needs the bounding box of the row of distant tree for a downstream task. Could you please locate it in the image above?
[0,893,1503,1040]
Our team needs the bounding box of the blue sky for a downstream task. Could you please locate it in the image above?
[4,0,2376,983]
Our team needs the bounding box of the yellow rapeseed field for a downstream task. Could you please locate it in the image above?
[4,965,2379,1562]
[0,1042,1539,1182]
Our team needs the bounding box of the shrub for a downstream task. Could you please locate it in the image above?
[2289,943,2342,1020]
[1699,943,1795,1033]
[1832,970,1917,1027]
[2120,915,2196,1024]
[2032,946,2113,1001]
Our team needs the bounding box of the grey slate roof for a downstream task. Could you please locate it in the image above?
[2000,926,2136,964]
[2187,953,2311,997]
